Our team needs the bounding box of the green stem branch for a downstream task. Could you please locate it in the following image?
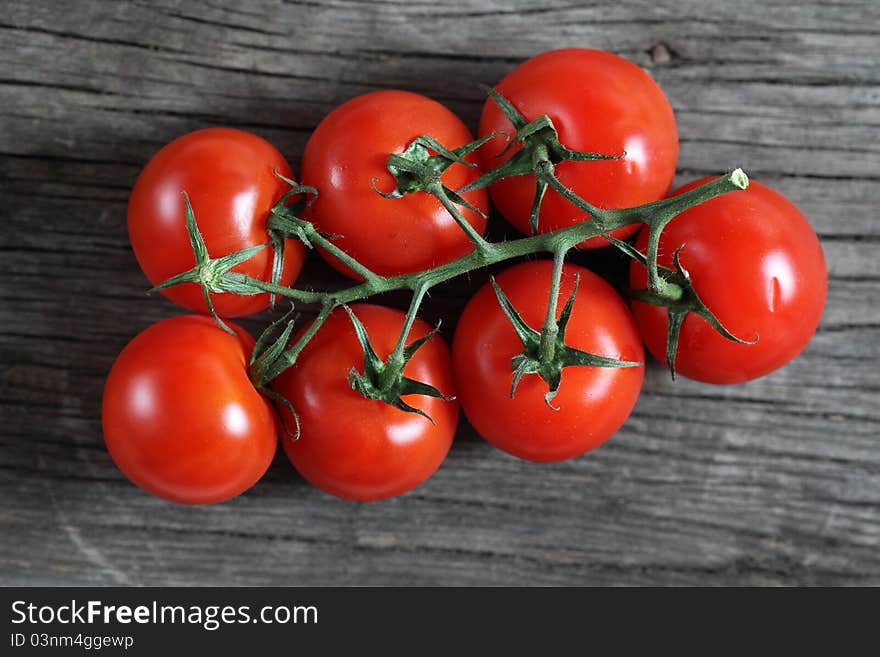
[428,182,492,255]
[539,169,608,232]
[246,169,745,311]
[306,229,382,285]
[223,170,747,384]
[645,224,675,298]
[538,247,566,362]
[381,283,429,389]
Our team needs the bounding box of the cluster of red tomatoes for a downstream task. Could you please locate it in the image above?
[103,49,827,504]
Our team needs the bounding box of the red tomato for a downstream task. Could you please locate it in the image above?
[452,261,644,462]
[630,179,827,384]
[300,91,489,278]
[478,48,678,248]
[273,304,458,501]
[128,128,305,317]
[102,315,277,504]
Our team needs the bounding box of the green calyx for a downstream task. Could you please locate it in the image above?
[373,133,490,204]
[149,176,322,332]
[459,86,621,235]
[373,133,497,253]
[249,303,300,389]
[266,174,379,280]
[265,171,318,307]
[608,236,758,380]
[342,305,452,423]
[247,304,303,440]
[149,191,269,334]
[490,273,641,409]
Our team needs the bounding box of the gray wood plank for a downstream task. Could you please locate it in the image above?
[1,0,878,586]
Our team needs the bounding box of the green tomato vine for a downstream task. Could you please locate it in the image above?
[154,88,754,436]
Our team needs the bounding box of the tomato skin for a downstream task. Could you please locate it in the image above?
[273,304,458,501]
[477,49,678,249]
[128,128,305,317]
[452,261,644,462]
[102,315,278,504]
[630,179,828,384]
[300,91,489,278]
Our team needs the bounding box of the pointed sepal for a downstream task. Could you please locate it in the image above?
[457,148,533,193]
[343,305,385,377]
[490,276,541,347]
[480,84,529,130]
[249,304,300,384]
[260,385,301,442]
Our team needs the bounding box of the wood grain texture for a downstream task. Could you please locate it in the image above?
[1,0,878,586]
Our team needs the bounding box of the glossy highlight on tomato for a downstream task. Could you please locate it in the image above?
[478,48,678,248]
[102,315,278,504]
[128,128,305,317]
[300,91,489,278]
[274,304,458,501]
[453,261,644,462]
[630,179,828,383]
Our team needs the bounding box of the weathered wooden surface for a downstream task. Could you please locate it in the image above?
[1,0,878,586]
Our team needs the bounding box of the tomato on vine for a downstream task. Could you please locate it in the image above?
[272,304,458,501]
[102,316,278,504]
[453,261,644,462]
[111,42,828,506]
[300,91,489,278]
[476,48,678,248]
[630,179,827,384]
[128,128,306,317]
